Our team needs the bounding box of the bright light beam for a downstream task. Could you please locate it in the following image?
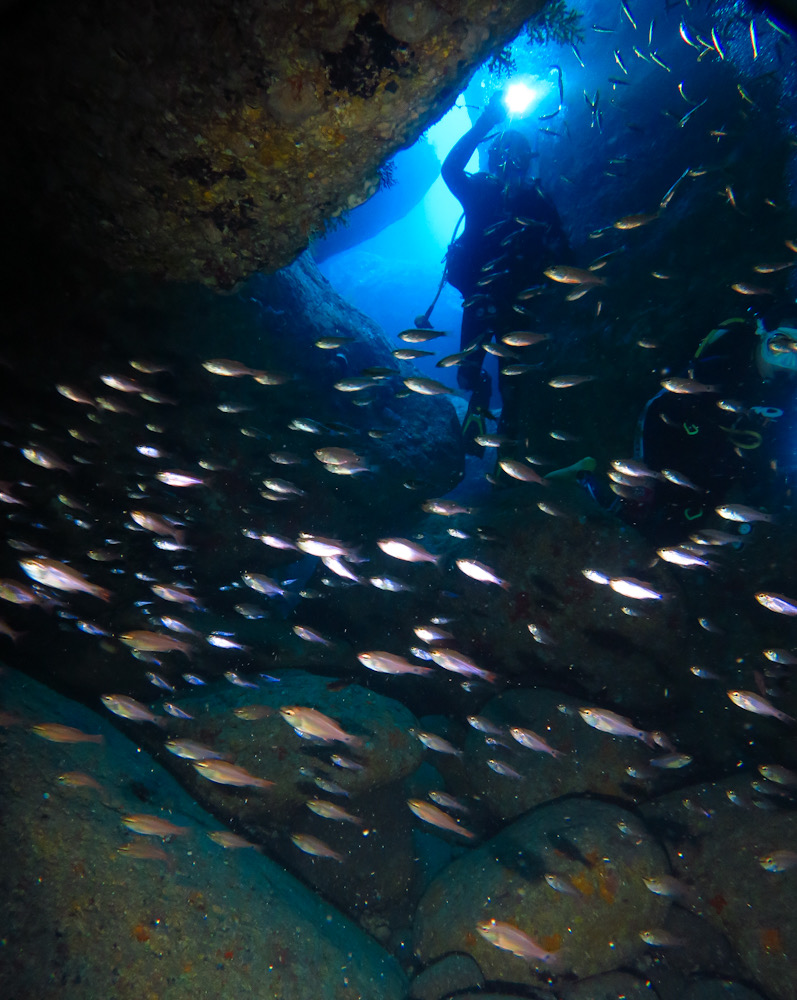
[504,81,538,116]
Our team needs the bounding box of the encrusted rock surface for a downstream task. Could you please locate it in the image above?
[0,666,408,1000]
[408,952,484,1000]
[455,689,667,822]
[560,971,661,1000]
[681,980,767,1000]
[642,776,797,1000]
[413,797,672,987]
[136,670,422,835]
[125,672,426,928]
[407,484,696,712]
[2,0,547,289]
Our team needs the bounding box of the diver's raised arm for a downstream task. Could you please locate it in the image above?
[441,94,506,201]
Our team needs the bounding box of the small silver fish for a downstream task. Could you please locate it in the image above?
[763,649,797,664]
[428,791,469,813]
[609,577,664,601]
[510,727,564,758]
[579,707,654,746]
[467,715,504,735]
[156,470,206,487]
[727,689,794,723]
[756,593,797,615]
[410,729,462,756]
[165,739,228,761]
[293,625,333,646]
[164,703,194,719]
[642,875,697,901]
[716,504,773,524]
[208,634,248,651]
[544,873,580,896]
[455,558,509,589]
[224,671,259,689]
[100,694,164,725]
[759,850,797,872]
[758,764,797,786]
[377,537,439,564]
[640,929,685,947]
[690,665,720,680]
[486,759,523,779]
[651,753,692,769]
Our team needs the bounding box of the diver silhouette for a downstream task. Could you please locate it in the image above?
[442,93,570,458]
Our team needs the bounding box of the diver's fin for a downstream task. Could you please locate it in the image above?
[545,456,597,481]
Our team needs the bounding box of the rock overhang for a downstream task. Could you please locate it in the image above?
[1,0,553,290]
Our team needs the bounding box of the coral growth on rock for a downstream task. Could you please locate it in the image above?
[2,0,548,289]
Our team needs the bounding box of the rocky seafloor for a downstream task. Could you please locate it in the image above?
[1,659,791,1000]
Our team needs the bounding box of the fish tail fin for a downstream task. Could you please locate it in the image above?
[154,716,168,729]
[544,947,566,969]
[94,586,113,603]
[90,734,105,744]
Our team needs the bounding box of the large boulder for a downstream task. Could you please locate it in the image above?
[0,666,408,1000]
[446,689,678,822]
[642,777,797,1000]
[560,972,661,1000]
[142,671,423,821]
[413,797,672,987]
[128,671,426,926]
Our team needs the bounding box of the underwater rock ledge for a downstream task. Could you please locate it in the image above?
[1,0,547,290]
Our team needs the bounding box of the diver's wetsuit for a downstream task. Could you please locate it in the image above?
[442,138,569,455]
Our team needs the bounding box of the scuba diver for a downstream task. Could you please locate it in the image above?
[604,314,797,543]
[442,93,570,457]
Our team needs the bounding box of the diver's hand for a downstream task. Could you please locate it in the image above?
[480,93,506,129]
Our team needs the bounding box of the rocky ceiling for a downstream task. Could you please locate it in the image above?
[1,0,548,291]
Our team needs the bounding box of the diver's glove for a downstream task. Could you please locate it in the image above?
[479,93,507,130]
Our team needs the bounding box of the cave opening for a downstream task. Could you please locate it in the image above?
[311,0,797,452]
